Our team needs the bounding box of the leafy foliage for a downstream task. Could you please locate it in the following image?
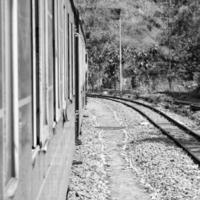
[75,0,200,91]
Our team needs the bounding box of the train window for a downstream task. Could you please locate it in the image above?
[0,2,2,112]
[43,0,49,126]
[64,6,67,101]
[53,0,58,122]
[3,0,14,185]
[60,5,65,109]
[5,66,15,185]
[48,0,53,13]
[32,0,51,147]
[2,0,19,191]
[71,23,74,96]
[6,0,14,185]
[52,0,61,122]
[0,43,2,111]
[32,0,40,148]
[0,6,2,196]
[72,26,76,96]
[67,13,71,100]
[57,0,61,110]
[65,12,69,100]
[48,0,54,125]
[85,53,88,64]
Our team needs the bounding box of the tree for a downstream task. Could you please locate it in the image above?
[75,0,200,92]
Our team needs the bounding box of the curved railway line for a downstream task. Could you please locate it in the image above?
[88,94,200,165]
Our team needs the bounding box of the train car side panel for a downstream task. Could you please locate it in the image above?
[0,2,3,199]
[31,0,77,200]
[0,0,87,199]
[16,0,32,199]
[0,0,32,200]
[48,0,54,130]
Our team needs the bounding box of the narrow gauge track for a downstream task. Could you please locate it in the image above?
[174,100,200,111]
[88,94,200,165]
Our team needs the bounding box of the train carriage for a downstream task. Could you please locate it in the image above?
[0,0,87,200]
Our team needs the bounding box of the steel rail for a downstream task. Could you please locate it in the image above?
[88,94,200,165]
[88,94,200,140]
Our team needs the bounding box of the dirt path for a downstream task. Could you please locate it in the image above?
[89,99,151,200]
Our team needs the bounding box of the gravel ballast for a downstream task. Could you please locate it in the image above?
[68,98,200,200]
[105,99,200,200]
[68,111,110,200]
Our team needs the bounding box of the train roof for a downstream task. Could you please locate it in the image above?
[70,0,87,44]
[70,0,79,18]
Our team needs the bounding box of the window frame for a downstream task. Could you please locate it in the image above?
[1,0,20,198]
[57,0,61,110]
[44,0,49,126]
[71,23,74,97]
[53,0,58,123]
[31,0,39,149]
[63,6,67,102]
[53,0,61,123]
[60,3,65,110]
[32,0,50,152]
[67,13,71,100]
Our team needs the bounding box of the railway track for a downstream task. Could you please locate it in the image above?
[88,94,200,165]
[123,93,200,111]
[174,99,200,111]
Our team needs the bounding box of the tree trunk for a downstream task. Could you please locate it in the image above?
[167,77,173,91]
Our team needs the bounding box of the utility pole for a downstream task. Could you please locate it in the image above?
[168,0,172,90]
[119,15,123,93]
[104,8,123,92]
